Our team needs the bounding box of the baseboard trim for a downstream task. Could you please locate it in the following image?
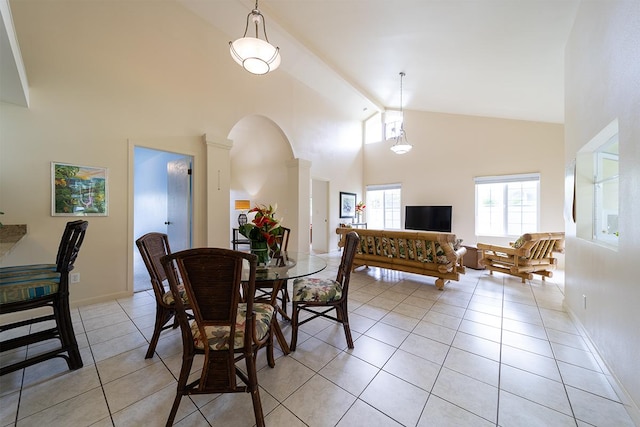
[564,303,640,426]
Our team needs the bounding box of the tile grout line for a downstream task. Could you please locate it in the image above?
[495,275,505,427]
[420,274,499,426]
[78,306,116,427]
[530,278,580,426]
[11,343,27,426]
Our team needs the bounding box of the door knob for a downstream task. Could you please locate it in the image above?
[164,221,172,225]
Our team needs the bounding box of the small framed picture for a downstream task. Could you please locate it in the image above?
[339,192,357,218]
[52,162,108,216]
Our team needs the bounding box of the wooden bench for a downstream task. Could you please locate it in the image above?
[477,232,565,283]
[336,228,466,290]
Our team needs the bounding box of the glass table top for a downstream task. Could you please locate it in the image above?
[242,251,327,282]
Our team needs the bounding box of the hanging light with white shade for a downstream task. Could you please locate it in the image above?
[390,72,413,154]
[229,0,281,75]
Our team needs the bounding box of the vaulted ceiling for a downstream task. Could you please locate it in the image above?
[3,0,581,124]
[183,0,580,123]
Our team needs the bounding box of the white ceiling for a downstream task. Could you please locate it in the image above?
[1,0,29,107]
[3,0,581,123]
[183,0,580,123]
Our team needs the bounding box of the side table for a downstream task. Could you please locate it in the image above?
[231,228,250,251]
[463,245,485,270]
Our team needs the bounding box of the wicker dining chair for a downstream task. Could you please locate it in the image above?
[290,231,359,350]
[0,220,88,375]
[275,226,291,314]
[161,248,275,427]
[255,226,291,320]
[135,232,190,359]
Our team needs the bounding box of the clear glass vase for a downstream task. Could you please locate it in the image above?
[250,240,270,266]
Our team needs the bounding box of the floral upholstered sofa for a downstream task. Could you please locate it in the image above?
[336,228,466,290]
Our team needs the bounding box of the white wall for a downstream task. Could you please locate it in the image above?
[229,115,295,246]
[564,0,640,413]
[0,0,362,305]
[364,110,566,249]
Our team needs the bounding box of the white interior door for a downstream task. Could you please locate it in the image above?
[311,179,329,253]
[166,157,192,252]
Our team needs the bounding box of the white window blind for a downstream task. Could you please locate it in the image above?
[474,173,540,237]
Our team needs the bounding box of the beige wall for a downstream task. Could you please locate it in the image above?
[229,115,297,247]
[364,110,566,248]
[4,3,637,416]
[0,0,567,306]
[564,0,640,413]
[0,0,362,305]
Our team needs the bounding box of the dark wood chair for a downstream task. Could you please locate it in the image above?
[260,226,291,319]
[276,226,290,253]
[161,248,275,427]
[290,231,359,351]
[0,220,88,375]
[135,232,190,359]
[275,227,291,314]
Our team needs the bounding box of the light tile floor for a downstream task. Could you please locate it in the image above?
[1,253,637,426]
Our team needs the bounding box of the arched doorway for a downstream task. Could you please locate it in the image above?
[228,115,315,252]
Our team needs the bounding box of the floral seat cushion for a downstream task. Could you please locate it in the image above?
[161,284,188,306]
[357,235,454,265]
[0,270,61,304]
[191,302,274,350]
[292,277,342,303]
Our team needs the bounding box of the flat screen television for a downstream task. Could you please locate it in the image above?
[405,206,452,232]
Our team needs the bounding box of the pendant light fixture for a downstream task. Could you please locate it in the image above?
[229,0,281,75]
[390,72,413,154]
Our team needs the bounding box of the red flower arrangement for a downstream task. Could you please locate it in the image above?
[355,201,366,214]
[239,204,283,250]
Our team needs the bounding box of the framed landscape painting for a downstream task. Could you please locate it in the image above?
[52,162,108,216]
[339,191,356,218]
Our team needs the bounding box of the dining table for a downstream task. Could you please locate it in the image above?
[242,251,327,354]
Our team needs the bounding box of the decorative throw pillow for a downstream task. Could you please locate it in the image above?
[453,238,463,250]
[512,235,526,249]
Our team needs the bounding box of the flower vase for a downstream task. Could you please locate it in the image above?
[250,240,270,266]
[356,212,362,223]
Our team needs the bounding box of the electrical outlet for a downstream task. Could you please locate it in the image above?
[583,294,587,309]
[70,273,80,284]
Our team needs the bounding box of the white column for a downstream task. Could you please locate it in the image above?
[204,134,233,248]
[286,158,312,253]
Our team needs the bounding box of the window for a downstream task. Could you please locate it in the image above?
[363,110,403,145]
[575,119,619,248]
[593,136,619,245]
[475,173,540,237]
[366,184,402,229]
[364,112,382,144]
[384,110,402,141]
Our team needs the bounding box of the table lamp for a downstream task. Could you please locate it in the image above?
[234,199,251,226]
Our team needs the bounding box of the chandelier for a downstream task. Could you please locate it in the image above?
[390,72,413,154]
[229,0,281,75]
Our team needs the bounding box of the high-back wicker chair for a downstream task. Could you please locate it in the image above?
[477,232,565,283]
[161,248,275,427]
[263,226,291,319]
[135,232,190,359]
[290,231,359,350]
[0,220,88,375]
